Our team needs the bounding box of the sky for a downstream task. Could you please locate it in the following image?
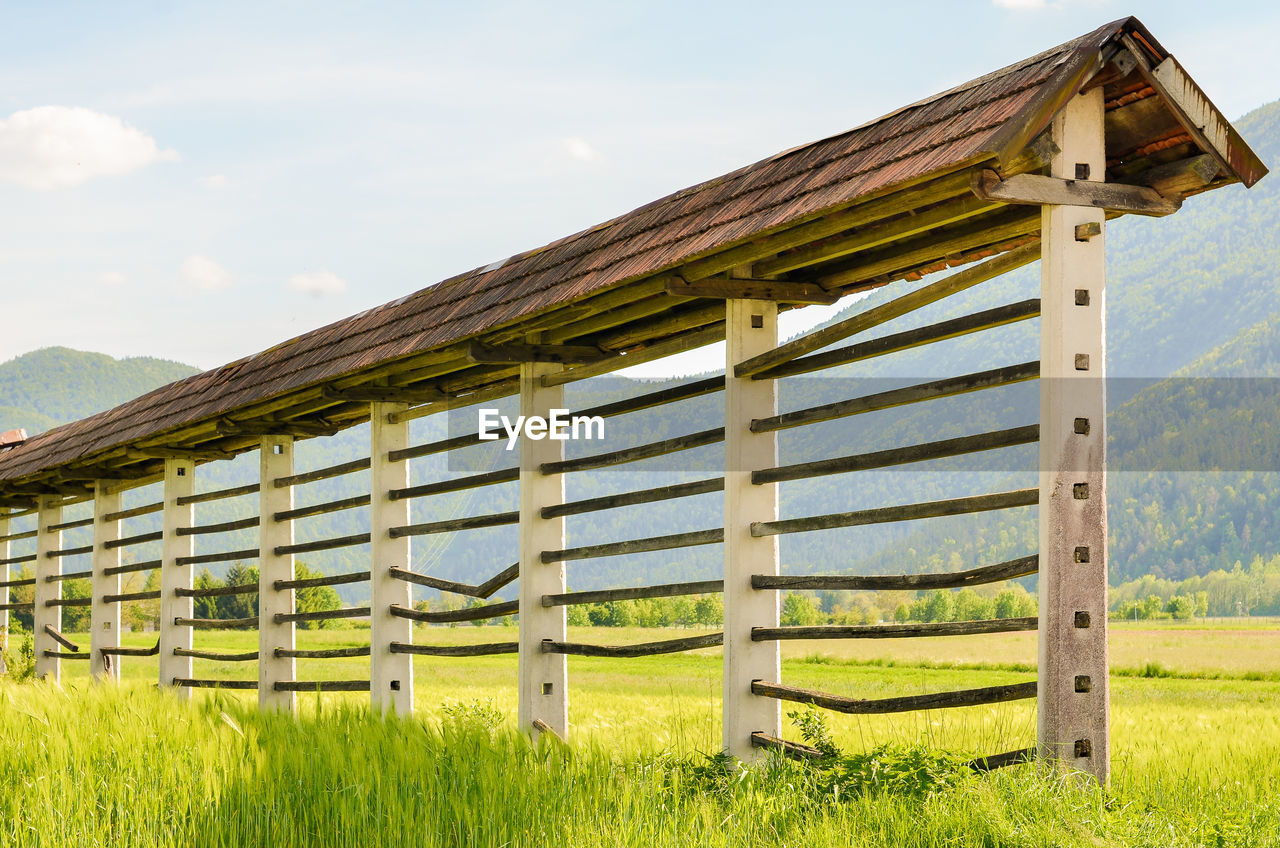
[0,0,1277,379]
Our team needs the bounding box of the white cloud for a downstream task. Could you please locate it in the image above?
[993,0,1047,7]
[198,174,228,189]
[288,270,347,297]
[564,137,600,162]
[180,255,233,292]
[0,106,178,190]
[99,271,127,286]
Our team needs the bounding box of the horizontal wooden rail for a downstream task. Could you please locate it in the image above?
[103,590,162,604]
[274,533,371,557]
[275,571,369,591]
[274,607,370,624]
[100,643,158,658]
[275,494,371,522]
[176,583,258,599]
[752,362,1040,434]
[0,576,36,588]
[389,467,519,502]
[387,563,518,600]
[540,478,724,519]
[752,555,1039,592]
[104,559,160,577]
[752,617,1037,641]
[275,680,371,692]
[542,632,723,657]
[43,650,90,660]
[0,602,34,612]
[177,517,259,536]
[751,680,1038,714]
[0,528,36,543]
[752,489,1038,537]
[176,549,258,566]
[753,426,1039,485]
[389,600,518,624]
[541,428,723,476]
[274,457,371,488]
[44,625,78,651]
[174,648,259,662]
[175,616,259,629]
[174,678,258,690]
[102,501,163,522]
[389,641,519,657]
[759,299,1042,380]
[542,579,723,607]
[0,554,36,566]
[542,528,722,564]
[176,483,259,506]
[568,376,724,421]
[969,748,1035,772]
[46,544,93,558]
[389,432,485,464]
[276,646,371,659]
[46,597,92,608]
[104,531,164,549]
[45,569,92,583]
[389,511,517,539]
[750,732,824,760]
[47,516,93,532]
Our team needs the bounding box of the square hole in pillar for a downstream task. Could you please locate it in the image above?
[1073,483,1090,500]
[1075,163,1090,180]
[1074,546,1090,563]
[1074,354,1090,371]
[751,314,764,329]
[390,680,401,691]
[1074,739,1092,758]
[1074,611,1091,628]
[1074,417,1090,435]
[1074,289,1091,306]
[543,682,554,695]
[1074,675,1092,693]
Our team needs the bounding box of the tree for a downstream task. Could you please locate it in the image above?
[692,595,723,627]
[953,589,994,621]
[780,593,823,626]
[220,563,259,625]
[192,568,225,620]
[293,562,341,629]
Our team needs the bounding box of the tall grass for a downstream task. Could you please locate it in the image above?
[1,680,1277,847]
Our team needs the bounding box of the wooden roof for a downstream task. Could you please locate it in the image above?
[0,16,1266,505]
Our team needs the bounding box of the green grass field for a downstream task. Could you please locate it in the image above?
[4,620,1278,846]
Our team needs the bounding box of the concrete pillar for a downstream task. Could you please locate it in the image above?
[159,459,194,694]
[1037,85,1110,783]
[259,435,296,712]
[517,360,568,738]
[370,401,414,713]
[90,482,121,682]
[723,299,781,759]
[0,509,9,668]
[33,496,63,682]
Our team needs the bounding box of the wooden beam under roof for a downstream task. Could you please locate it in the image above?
[466,341,607,365]
[321,385,447,405]
[664,276,838,305]
[971,169,1180,216]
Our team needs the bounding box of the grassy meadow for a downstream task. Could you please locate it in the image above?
[3,619,1278,846]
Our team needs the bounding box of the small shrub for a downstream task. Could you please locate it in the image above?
[1,625,35,682]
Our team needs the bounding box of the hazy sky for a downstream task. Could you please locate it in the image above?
[1,0,1276,377]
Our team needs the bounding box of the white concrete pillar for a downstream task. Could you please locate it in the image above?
[518,360,568,738]
[723,299,781,759]
[90,482,121,682]
[259,435,296,712]
[160,459,195,694]
[1037,86,1110,783]
[370,401,414,713]
[0,508,10,666]
[33,496,63,682]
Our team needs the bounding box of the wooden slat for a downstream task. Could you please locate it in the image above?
[274,533,371,556]
[388,432,485,463]
[387,563,518,600]
[750,732,824,760]
[273,457,371,489]
[752,361,1040,433]
[47,544,93,558]
[101,640,160,656]
[969,748,1035,772]
[753,426,1039,485]
[173,679,258,689]
[274,607,369,624]
[176,583,258,599]
[174,616,259,629]
[0,576,35,588]
[542,579,723,607]
[44,625,78,651]
[389,467,519,502]
[540,428,724,476]
[541,528,722,563]
[0,554,36,566]
[542,632,722,657]
[569,376,723,421]
[0,602,34,612]
[104,531,163,549]
[173,648,259,662]
[752,489,1038,537]
[47,516,93,532]
[467,341,605,364]
[971,169,1180,216]
[751,680,1037,714]
[176,549,259,566]
[274,680,370,692]
[43,651,90,660]
[45,569,93,582]
[104,559,160,576]
[389,641,518,657]
[274,570,369,591]
[541,478,723,519]
[542,323,726,388]
[176,483,259,506]
[103,590,162,604]
[752,554,1039,591]
[758,299,1041,380]
[752,617,1037,641]
[46,597,92,607]
[0,529,37,543]
[388,600,518,624]
[276,646,371,659]
[665,277,839,304]
[388,511,518,539]
[102,501,163,522]
[275,494,371,522]
[176,516,259,536]
[734,243,1040,377]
